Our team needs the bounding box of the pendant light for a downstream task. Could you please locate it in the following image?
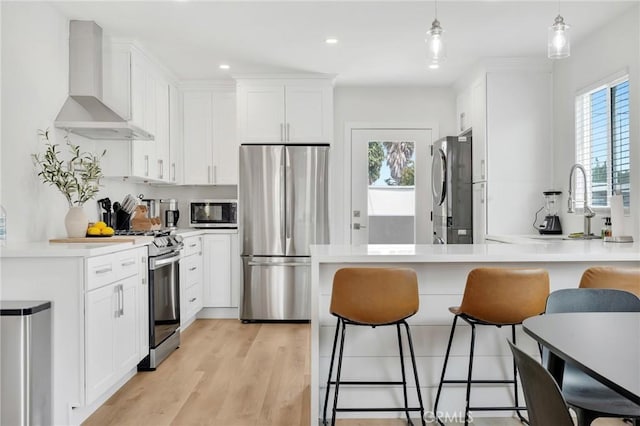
[426,0,446,69]
[547,2,570,59]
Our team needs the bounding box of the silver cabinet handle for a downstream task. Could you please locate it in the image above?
[189,297,197,303]
[280,123,284,142]
[114,285,120,317]
[213,165,217,183]
[352,223,367,230]
[171,163,176,182]
[207,165,212,183]
[95,266,113,274]
[144,155,149,177]
[189,266,197,271]
[121,260,136,267]
[158,159,164,179]
[188,243,197,248]
[286,123,290,141]
[481,159,485,180]
[119,284,124,317]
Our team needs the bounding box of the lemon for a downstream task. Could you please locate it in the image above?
[94,221,107,229]
[87,226,101,236]
[100,227,115,236]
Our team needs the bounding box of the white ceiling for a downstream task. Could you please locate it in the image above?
[50,0,638,87]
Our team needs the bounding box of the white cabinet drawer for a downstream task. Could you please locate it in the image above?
[114,250,139,279]
[182,236,202,257]
[87,256,117,291]
[87,249,141,291]
[184,283,203,319]
[183,257,202,287]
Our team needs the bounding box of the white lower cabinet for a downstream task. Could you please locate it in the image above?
[84,247,147,406]
[0,246,148,424]
[180,235,204,328]
[203,233,240,308]
[85,275,139,404]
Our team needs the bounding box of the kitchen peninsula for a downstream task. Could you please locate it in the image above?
[310,241,640,424]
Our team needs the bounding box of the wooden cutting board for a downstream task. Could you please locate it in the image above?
[49,236,138,244]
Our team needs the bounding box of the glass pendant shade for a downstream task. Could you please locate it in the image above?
[426,19,446,68]
[548,14,570,59]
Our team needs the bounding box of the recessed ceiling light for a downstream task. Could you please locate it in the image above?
[219,64,230,70]
[428,63,440,70]
[325,38,339,45]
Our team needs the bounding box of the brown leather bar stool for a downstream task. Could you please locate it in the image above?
[579,266,640,297]
[433,267,550,426]
[322,268,425,426]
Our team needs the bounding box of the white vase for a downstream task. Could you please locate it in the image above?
[65,206,88,238]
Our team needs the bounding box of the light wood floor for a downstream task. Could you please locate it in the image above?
[83,319,627,426]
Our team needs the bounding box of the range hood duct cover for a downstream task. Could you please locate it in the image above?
[54,20,154,141]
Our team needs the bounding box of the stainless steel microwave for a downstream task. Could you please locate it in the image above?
[189,200,237,228]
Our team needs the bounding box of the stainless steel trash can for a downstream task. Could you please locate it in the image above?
[1,301,52,426]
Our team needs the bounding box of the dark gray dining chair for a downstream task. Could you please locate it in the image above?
[508,341,574,426]
[545,288,640,426]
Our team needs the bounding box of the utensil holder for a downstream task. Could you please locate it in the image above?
[115,211,131,230]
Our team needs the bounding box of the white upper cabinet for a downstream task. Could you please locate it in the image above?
[456,88,472,135]
[101,41,179,184]
[458,60,552,238]
[182,86,238,185]
[169,84,182,184]
[236,78,333,143]
[470,77,487,183]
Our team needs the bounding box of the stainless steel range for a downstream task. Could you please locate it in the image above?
[117,230,183,370]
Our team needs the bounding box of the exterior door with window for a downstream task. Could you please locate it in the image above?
[350,128,432,245]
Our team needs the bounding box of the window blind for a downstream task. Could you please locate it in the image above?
[574,76,630,209]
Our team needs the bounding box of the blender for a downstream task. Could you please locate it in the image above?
[538,190,563,234]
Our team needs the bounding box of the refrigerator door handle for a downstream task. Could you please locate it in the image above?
[285,153,293,241]
[280,158,287,250]
[247,261,310,267]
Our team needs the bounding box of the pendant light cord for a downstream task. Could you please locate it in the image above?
[435,0,438,19]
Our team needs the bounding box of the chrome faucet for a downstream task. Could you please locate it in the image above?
[568,163,596,237]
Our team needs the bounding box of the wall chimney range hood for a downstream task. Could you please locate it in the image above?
[55,20,153,141]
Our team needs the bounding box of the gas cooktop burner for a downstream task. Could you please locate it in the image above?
[114,229,174,237]
[115,229,183,257]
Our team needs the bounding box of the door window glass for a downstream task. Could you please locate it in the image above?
[367,141,415,243]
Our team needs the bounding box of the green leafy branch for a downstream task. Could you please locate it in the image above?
[32,129,106,207]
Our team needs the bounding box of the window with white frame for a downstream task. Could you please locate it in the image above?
[575,74,630,210]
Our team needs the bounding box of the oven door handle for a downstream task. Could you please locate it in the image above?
[150,252,181,269]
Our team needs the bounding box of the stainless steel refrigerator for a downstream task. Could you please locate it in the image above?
[239,144,329,321]
[431,136,473,244]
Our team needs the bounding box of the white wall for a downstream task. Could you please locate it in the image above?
[331,86,456,243]
[552,4,639,240]
[0,3,142,242]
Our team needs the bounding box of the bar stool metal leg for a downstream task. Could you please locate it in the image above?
[433,315,459,425]
[403,321,427,426]
[464,322,477,426]
[331,318,347,426]
[396,323,412,424]
[322,318,342,426]
[512,325,528,424]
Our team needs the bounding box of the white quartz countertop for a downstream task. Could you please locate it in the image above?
[175,228,238,237]
[310,241,640,263]
[0,228,239,258]
[0,236,154,258]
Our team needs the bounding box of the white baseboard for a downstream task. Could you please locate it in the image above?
[197,307,239,319]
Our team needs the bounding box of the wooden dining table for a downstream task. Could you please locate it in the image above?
[523,312,640,405]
